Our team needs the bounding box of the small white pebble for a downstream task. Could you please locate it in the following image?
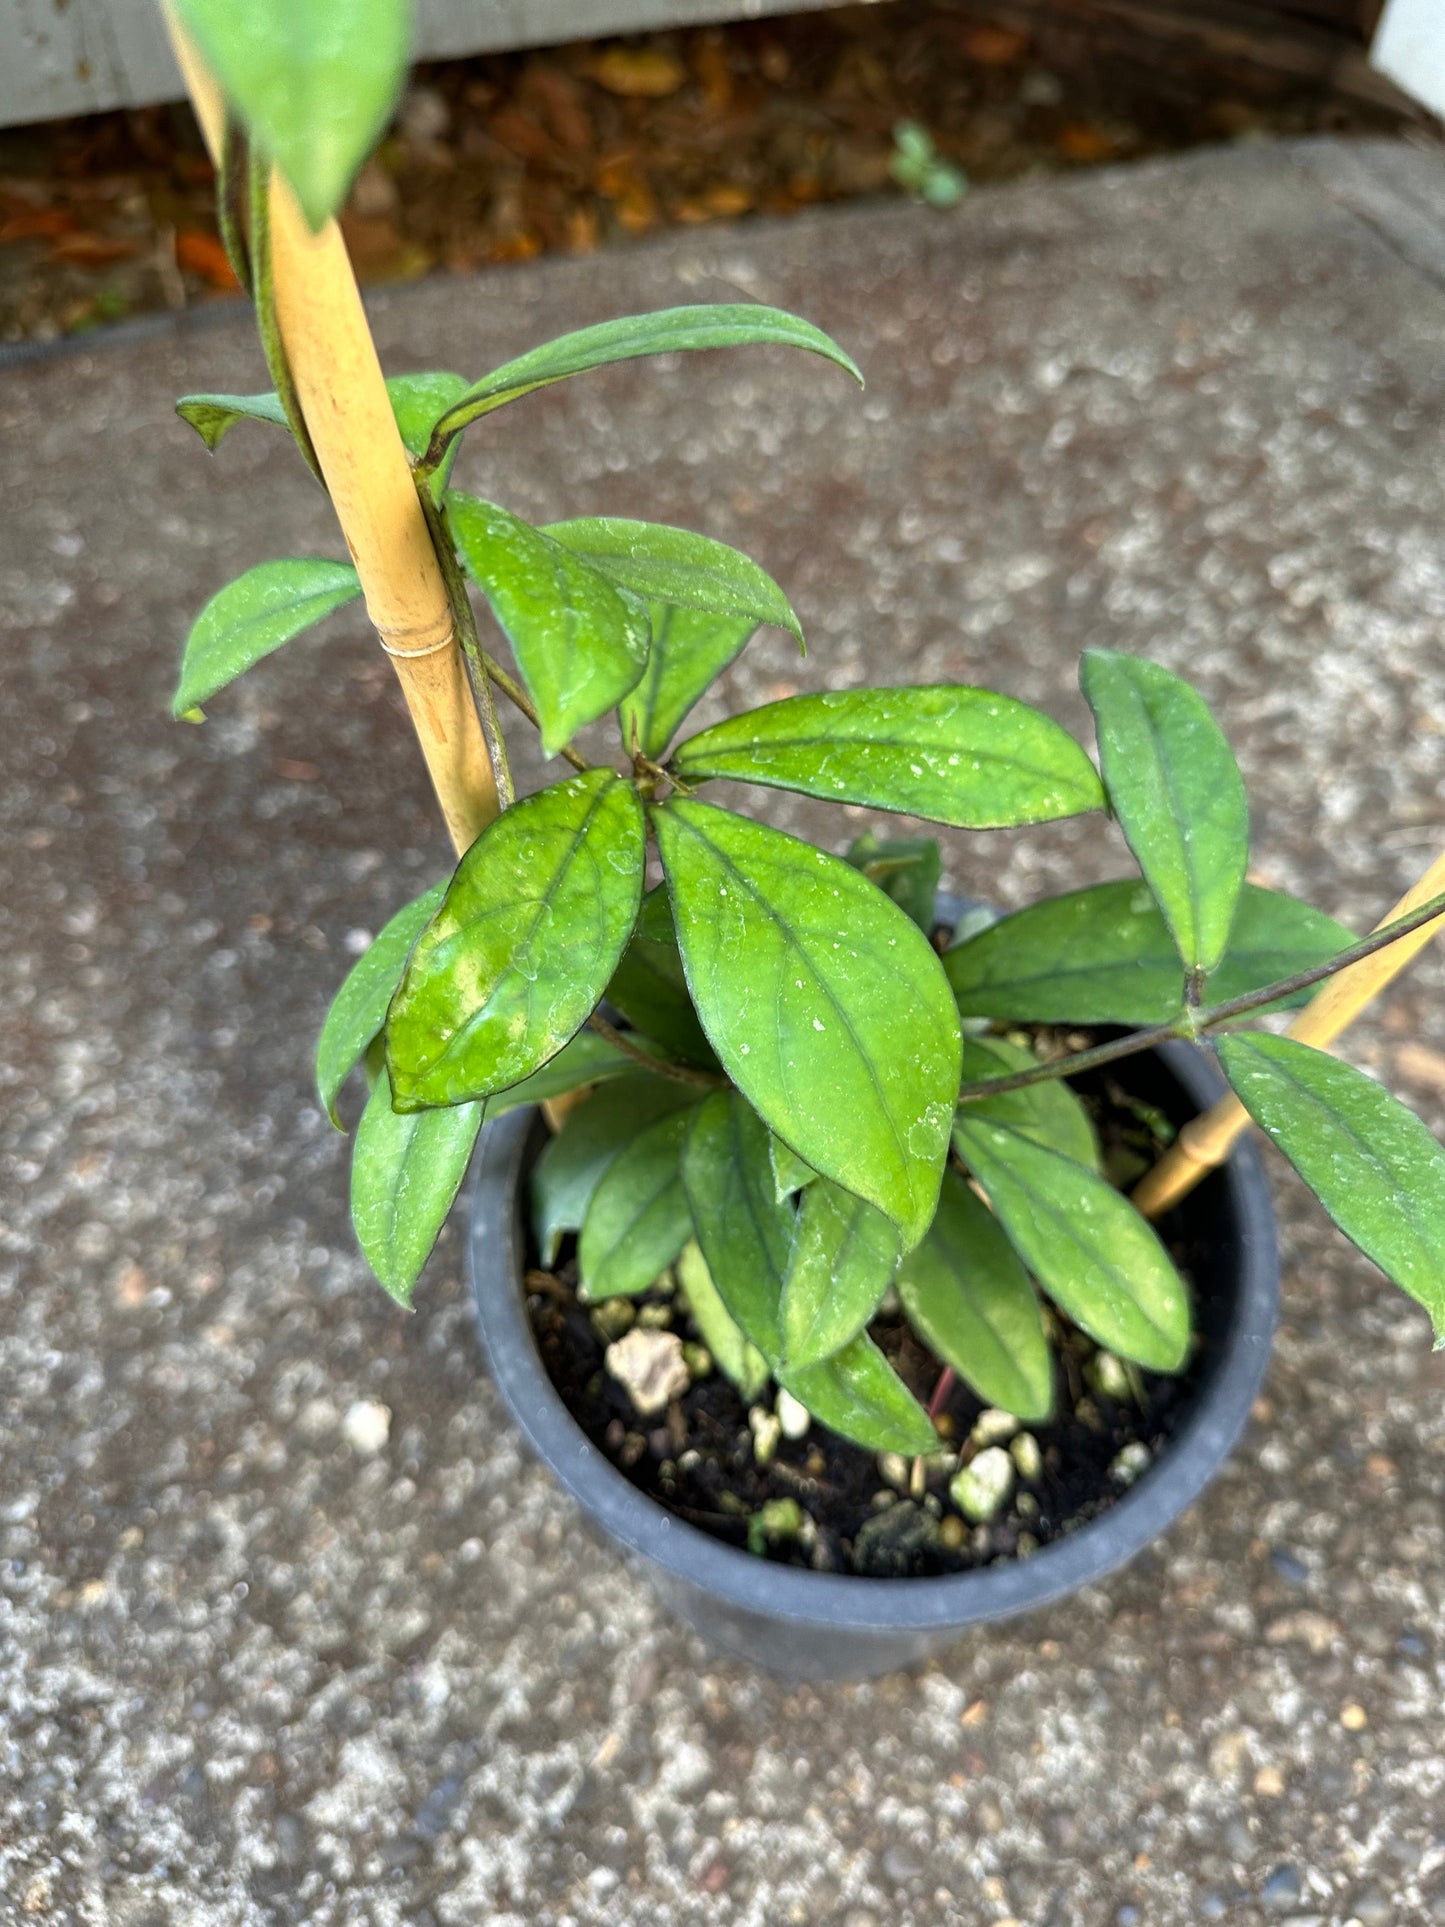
[951,1447,1014,1523]
[1110,1441,1153,1487]
[970,1408,1020,1448]
[775,1389,811,1439]
[342,1398,391,1455]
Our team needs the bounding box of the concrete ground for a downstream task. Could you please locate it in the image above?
[3,138,1445,1927]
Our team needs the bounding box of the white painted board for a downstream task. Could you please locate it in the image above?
[1371,0,1445,122]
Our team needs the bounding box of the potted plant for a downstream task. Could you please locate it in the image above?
[163,0,1445,1678]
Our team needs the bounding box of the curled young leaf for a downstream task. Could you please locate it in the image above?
[671,687,1103,828]
[386,769,645,1109]
[351,1068,481,1307]
[173,558,362,716]
[316,880,445,1126]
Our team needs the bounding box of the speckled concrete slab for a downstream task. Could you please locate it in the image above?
[3,138,1445,1927]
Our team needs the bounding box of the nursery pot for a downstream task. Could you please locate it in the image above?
[468,1020,1278,1682]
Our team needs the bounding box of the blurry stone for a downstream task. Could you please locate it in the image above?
[951,1448,1014,1522]
[399,85,450,143]
[605,1328,688,1417]
[342,1399,391,1455]
[1109,1442,1152,1487]
[775,1389,810,1439]
[590,1298,634,1343]
[1011,1432,1043,1481]
[970,1408,1019,1446]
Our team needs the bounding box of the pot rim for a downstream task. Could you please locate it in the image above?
[468,1038,1279,1635]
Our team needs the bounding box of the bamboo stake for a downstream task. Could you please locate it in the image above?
[163,9,499,857]
[1132,850,1445,1219]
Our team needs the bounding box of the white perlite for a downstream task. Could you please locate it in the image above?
[605,1328,689,1418]
[950,1447,1015,1523]
[342,1399,392,1456]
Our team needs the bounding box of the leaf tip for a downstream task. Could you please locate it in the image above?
[174,702,207,724]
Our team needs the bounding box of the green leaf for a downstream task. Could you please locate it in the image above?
[531,1074,697,1264]
[944,881,1354,1026]
[316,881,445,1126]
[174,0,412,231]
[682,1091,794,1359]
[671,687,1104,827]
[680,1093,934,1452]
[1218,1033,1445,1343]
[543,519,801,640]
[782,1338,937,1457]
[447,494,650,756]
[845,831,941,933]
[653,799,961,1248]
[386,769,645,1108]
[770,1134,817,1201]
[578,1107,696,1300]
[952,1116,1190,1371]
[431,305,864,449]
[676,1240,770,1401]
[1081,650,1249,978]
[351,1068,481,1306]
[176,391,290,451]
[895,1167,1053,1421]
[958,1035,1100,1172]
[604,886,717,1067]
[781,1178,902,1370]
[618,604,757,760]
[484,1029,645,1119]
[173,558,361,716]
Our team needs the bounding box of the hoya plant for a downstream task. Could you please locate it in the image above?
[168,0,1445,1471]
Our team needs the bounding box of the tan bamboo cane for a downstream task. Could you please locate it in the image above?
[1132,850,1445,1219]
[163,8,499,857]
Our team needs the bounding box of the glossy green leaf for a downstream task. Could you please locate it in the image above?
[672,687,1104,827]
[682,1091,794,1358]
[845,831,942,933]
[543,518,800,640]
[618,604,757,759]
[676,1240,770,1400]
[944,881,1353,1025]
[351,1068,481,1306]
[654,799,961,1248]
[1081,650,1249,977]
[430,304,863,450]
[958,1035,1100,1172]
[485,1028,645,1119]
[532,1074,697,1264]
[604,886,717,1066]
[176,390,290,451]
[681,1094,934,1451]
[387,769,645,1108]
[316,881,445,1126]
[579,1106,696,1300]
[781,1178,901,1370]
[447,493,650,755]
[173,558,361,716]
[1218,1033,1445,1342]
[952,1115,1189,1371]
[895,1167,1053,1421]
[175,0,412,230]
[770,1134,817,1201]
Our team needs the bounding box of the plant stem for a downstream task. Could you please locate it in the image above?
[246,151,324,487]
[480,649,591,773]
[956,884,1445,1104]
[416,484,515,809]
[586,1010,727,1090]
[216,116,252,298]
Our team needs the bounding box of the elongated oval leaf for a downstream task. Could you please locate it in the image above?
[179,375,465,494]
[1218,1033,1445,1342]
[544,519,800,640]
[485,1028,648,1120]
[770,1134,817,1201]
[672,687,1104,828]
[895,1167,1053,1421]
[682,1091,794,1359]
[654,799,961,1248]
[579,1106,696,1300]
[944,880,1353,1025]
[604,886,717,1067]
[845,831,942,933]
[958,1034,1100,1172]
[431,305,863,449]
[781,1178,901,1370]
[386,769,645,1108]
[447,494,649,755]
[175,0,412,231]
[781,1338,937,1456]
[676,1240,770,1401]
[351,1068,481,1306]
[316,881,445,1126]
[618,604,757,760]
[531,1074,698,1265]
[1081,650,1249,977]
[174,558,361,716]
[952,1115,1190,1371]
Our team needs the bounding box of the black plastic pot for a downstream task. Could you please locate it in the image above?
[468,1040,1278,1681]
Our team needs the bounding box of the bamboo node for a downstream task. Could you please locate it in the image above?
[377,634,455,660]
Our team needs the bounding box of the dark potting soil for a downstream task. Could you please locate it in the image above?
[525,1041,1214,1579]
